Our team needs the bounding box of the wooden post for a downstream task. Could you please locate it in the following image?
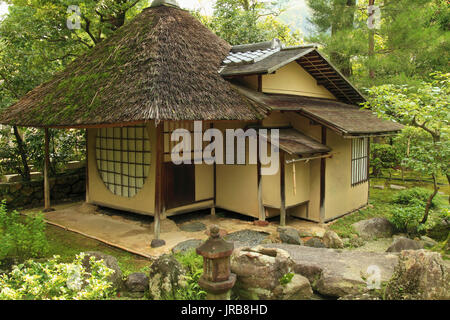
[257,135,265,221]
[280,151,286,226]
[151,122,165,248]
[319,126,327,223]
[85,129,90,203]
[43,128,54,212]
[211,123,216,217]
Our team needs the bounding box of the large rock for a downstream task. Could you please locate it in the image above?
[81,251,123,290]
[231,246,313,300]
[386,237,423,253]
[352,217,395,239]
[148,254,187,300]
[420,236,438,249]
[385,250,450,300]
[277,227,302,245]
[261,243,398,298]
[123,272,149,298]
[322,230,344,249]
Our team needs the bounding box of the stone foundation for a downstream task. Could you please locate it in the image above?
[0,168,86,209]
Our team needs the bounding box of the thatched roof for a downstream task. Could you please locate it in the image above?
[233,84,403,136]
[0,5,268,128]
[221,43,365,105]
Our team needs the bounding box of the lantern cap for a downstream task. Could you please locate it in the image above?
[196,225,234,259]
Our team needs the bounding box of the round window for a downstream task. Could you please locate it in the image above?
[95,126,151,197]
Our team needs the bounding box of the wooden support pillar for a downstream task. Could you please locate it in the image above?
[319,126,327,223]
[85,129,90,203]
[257,136,265,221]
[211,123,216,217]
[151,122,165,248]
[280,151,286,226]
[43,128,54,212]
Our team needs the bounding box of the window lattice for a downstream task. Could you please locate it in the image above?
[96,126,151,198]
[351,138,369,186]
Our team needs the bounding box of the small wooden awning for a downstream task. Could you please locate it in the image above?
[258,127,331,156]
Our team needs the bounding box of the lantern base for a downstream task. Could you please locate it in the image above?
[198,273,236,295]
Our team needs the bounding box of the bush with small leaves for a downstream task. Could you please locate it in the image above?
[389,199,427,234]
[0,201,48,263]
[393,187,441,209]
[0,254,115,300]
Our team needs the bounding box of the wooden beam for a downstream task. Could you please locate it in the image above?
[257,130,265,222]
[280,151,286,226]
[211,122,216,217]
[319,126,327,223]
[85,129,90,203]
[43,128,54,212]
[152,122,165,247]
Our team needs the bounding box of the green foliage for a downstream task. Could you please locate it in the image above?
[0,126,85,177]
[389,199,427,234]
[0,254,115,300]
[25,128,85,176]
[173,250,206,300]
[307,0,449,86]
[0,201,49,262]
[0,127,26,177]
[370,143,402,177]
[365,72,449,188]
[196,0,302,45]
[393,187,441,209]
[279,272,294,285]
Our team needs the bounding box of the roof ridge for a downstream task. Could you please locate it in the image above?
[281,44,319,51]
[149,0,180,8]
[231,38,282,53]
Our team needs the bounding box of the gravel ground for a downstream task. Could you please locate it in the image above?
[224,229,270,247]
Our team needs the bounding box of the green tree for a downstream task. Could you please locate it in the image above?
[365,72,450,221]
[307,0,358,77]
[199,0,302,45]
[306,0,449,87]
[0,1,148,179]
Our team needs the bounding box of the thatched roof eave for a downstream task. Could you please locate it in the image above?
[0,6,269,128]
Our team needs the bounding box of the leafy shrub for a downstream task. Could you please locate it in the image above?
[393,187,440,208]
[279,273,294,286]
[173,250,206,300]
[370,143,402,176]
[389,199,426,234]
[0,201,48,262]
[0,254,115,300]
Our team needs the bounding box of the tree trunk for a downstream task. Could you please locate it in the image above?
[368,0,376,79]
[421,175,439,224]
[13,126,31,182]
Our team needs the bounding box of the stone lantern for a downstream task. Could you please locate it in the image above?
[196,225,236,300]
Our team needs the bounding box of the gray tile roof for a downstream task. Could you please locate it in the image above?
[223,47,281,66]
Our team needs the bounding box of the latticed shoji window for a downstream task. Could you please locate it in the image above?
[351,137,369,186]
[96,126,151,197]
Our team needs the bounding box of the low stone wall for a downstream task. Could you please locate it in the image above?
[0,169,86,209]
